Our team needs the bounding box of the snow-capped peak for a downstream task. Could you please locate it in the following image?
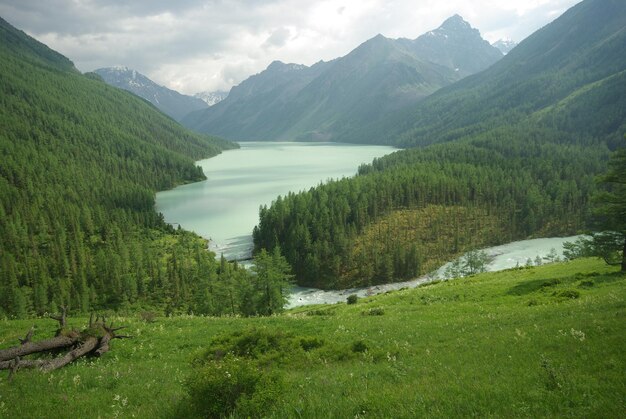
[111,65,131,72]
[492,39,518,55]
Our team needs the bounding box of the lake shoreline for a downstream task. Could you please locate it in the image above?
[156,141,397,259]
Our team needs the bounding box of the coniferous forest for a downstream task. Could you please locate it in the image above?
[0,17,294,318]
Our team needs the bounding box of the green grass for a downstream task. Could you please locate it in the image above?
[0,258,624,418]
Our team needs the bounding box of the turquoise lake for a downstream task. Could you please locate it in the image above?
[155,142,396,259]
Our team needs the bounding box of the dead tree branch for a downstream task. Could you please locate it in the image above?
[0,312,131,376]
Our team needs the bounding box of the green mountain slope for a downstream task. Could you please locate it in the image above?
[182,16,502,142]
[386,0,626,147]
[0,16,240,317]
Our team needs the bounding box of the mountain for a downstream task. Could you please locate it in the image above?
[94,66,208,121]
[400,14,504,77]
[182,16,502,142]
[252,0,625,289]
[0,16,238,317]
[492,39,517,54]
[194,90,229,106]
[386,0,626,148]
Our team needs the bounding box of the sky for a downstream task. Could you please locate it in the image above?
[0,0,582,95]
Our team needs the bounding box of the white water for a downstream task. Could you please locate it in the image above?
[287,235,582,308]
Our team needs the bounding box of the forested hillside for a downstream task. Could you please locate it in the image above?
[253,0,625,289]
[378,0,626,148]
[0,17,247,317]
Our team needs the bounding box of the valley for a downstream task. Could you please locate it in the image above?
[0,0,624,417]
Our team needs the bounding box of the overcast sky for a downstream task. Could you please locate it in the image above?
[0,0,582,94]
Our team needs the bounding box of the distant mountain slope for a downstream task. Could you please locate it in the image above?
[401,14,504,77]
[389,0,626,148]
[0,16,237,317]
[94,66,208,121]
[182,16,502,142]
[194,90,229,106]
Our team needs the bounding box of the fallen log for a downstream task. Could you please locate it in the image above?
[0,311,131,376]
[0,332,80,362]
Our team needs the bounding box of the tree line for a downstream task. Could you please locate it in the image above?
[254,125,609,289]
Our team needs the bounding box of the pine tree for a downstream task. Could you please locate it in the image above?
[590,139,626,270]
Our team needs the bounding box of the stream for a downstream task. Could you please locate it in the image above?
[287,236,583,308]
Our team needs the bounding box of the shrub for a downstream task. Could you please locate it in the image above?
[299,336,325,351]
[541,279,561,289]
[347,294,358,305]
[351,340,368,353]
[199,328,300,363]
[557,290,581,299]
[578,280,594,288]
[306,308,335,316]
[362,307,385,316]
[186,355,283,418]
[139,311,157,323]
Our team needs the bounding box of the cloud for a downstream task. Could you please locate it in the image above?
[0,0,582,94]
[262,27,294,49]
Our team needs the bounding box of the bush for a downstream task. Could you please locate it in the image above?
[186,355,283,418]
[351,340,368,353]
[557,290,581,299]
[578,280,594,288]
[541,279,561,289]
[198,328,299,363]
[362,307,385,316]
[306,308,335,316]
[347,294,358,305]
[299,336,325,351]
[139,311,157,323]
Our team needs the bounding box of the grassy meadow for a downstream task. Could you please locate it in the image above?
[0,258,624,418]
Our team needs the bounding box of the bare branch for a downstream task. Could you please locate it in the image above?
[18,326,35,345]
[112,335,133,339]
[50,306,67,329]
[8,357,20,382]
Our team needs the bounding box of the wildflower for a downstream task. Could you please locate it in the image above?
[570,328,585,341]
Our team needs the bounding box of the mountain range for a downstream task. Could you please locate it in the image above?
[182,15,503,142]
[94,66,209,121]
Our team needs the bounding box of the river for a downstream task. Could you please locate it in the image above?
[155,141,397,259]
[287,235,583,307]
